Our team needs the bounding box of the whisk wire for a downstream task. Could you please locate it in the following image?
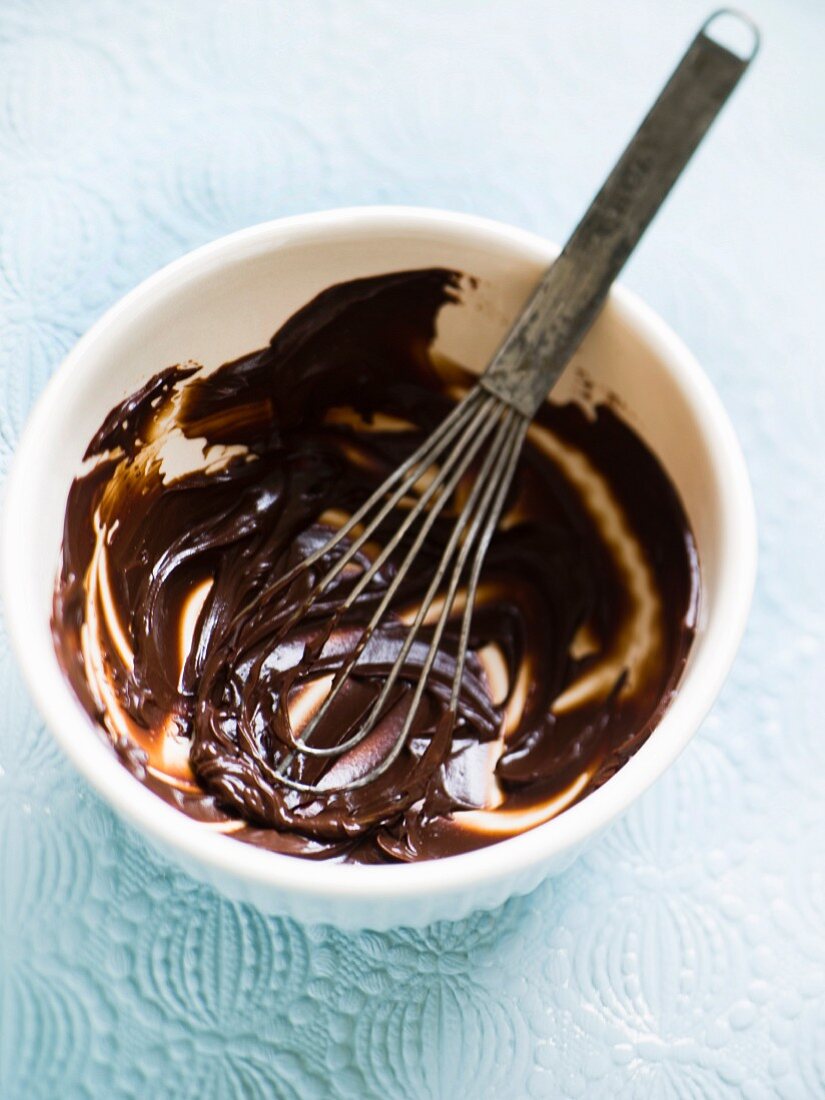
[260,387,486,615]
[324,409,520,771]
[449,415,529,713]
[319,393,500,621]
[281,394,507,762]
[273,401,528,794]
[358,413,529,791]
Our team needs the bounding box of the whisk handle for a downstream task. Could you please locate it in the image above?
[480,10,759,418]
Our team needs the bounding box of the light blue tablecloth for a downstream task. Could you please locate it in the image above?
[1,2,823,1096]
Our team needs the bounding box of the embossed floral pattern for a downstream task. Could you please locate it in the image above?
[1,1,823,1097]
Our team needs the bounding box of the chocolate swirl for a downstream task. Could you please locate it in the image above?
[52,269,698,862]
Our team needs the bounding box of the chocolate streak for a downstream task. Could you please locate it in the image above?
[53,269,698,862]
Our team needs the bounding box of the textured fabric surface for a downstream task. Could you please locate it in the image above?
[1,1,823,1097]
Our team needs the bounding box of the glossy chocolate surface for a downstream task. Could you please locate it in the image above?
[53,269,698,862]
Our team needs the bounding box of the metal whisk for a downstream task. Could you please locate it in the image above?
[270,11,758,794]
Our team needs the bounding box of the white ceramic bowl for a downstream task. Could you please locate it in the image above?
[1,208,756,929]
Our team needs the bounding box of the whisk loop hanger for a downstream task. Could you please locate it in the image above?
[265,11,758,794]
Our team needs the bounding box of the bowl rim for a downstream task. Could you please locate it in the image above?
[1,206,757,903]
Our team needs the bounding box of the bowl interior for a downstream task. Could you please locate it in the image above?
[19,216,727,632]
[2,209,754,912]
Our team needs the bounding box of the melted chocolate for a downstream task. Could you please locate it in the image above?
[52,269,698,862]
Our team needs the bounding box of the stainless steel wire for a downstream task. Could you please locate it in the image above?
[271,392,528,794]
